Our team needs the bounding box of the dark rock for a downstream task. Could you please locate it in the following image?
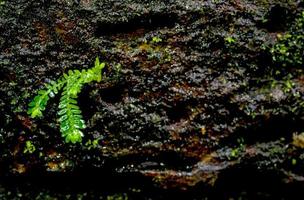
[0,0,303,199]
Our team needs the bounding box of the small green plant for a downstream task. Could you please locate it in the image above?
[85,138,101,150]
[27,58,105,143]
[292,158,297,165]
[106,194,128,200]
[229,138,245,159]
[23,141,36,154]
[225,36,236,44]
[151,36,162,44]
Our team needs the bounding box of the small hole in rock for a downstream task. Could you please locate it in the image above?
[166,102,189,122]
[99,85,125,104]
[261,5,291,32]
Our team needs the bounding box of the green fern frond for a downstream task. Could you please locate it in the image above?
[27,78,66,118]
[82,57,105,83]
[27,57,106,144]
[58,70,85,143]
[58,95,85,143]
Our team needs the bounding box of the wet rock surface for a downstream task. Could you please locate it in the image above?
[0,0,304,199]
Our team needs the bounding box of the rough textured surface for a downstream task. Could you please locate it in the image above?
[0,0,304,199]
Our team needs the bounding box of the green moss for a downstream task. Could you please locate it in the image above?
[244,11,304,119]
[270,11,304,68]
